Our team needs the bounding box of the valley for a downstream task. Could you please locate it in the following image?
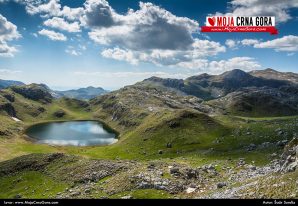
[0,69,297,199]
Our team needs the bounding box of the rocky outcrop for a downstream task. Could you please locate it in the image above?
[279,136,298,173]
[250,68,298,85]
[53,109,66,118]
[11,84,53,103]
[0,92,16,116]
[209,86,298,116]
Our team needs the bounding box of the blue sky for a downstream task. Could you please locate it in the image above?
[0,0,297,90]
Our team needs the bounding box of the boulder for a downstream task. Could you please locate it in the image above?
[217,182,227,189]
[121,195,132,199]
[170,167,180,175]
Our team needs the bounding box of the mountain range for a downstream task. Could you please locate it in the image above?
[0,80,107,100]
[1,68,297,118]
[53,86,108,100]
[0,68,297,199]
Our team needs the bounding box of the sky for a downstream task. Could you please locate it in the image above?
[0,0,298,90]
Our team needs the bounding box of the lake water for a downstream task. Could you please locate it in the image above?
[26,121,117,146]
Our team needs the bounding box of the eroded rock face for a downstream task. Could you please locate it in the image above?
[0,102,16,117]
[279,136,298,173]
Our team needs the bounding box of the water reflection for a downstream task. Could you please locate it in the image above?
[26,121,117,146]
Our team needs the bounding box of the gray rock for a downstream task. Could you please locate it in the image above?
[70,191,81,197]
[147,163,155,169]
[250,165,257,171]
[166,143,172,148]
[137,181,151,189]
[207,164,215,170]
[217,182,227,189]
[246,143,256,151]
[14,194,22,199]
[270,153,278,158]
[170,167,179,175]
[84,189,91,194]
[277,140,288,147]
[121,195,133,199]
[259,142,273,149]
[287,161,297,172]
[185,168,197,179]
[237,158,246,166]
[158,150,163,154]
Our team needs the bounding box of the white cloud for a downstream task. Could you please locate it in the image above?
[239,36,298,52]
[190,39,226,57]
[101,48,138,65]
[65,46,82,56]
[176,59,209,70]
[72,56,262,88]
[253,35,298,52]
[88,2,199,51]
[87,2,227,67]
[65,49,81,56]
[0,68,23,81]
[44,17,81,32]
[38,29,67,41]
[1,1,227,68]
[14,0,84,21]
[225,39,238,49]
[70,70,189,89]
[207,57,261,73]
[0,69,22,75]
[176,57,261,72]
[215,0,298,23]
[0,14,21,41]
[74,71,188,79]
[0,41,18,57]
[60,6,84,21]
[241,39,260,46]
[100,39,225,67]
[0,14,21,57]
[26,0,61,17]
[65,45,87,56]
[81,0,121,28]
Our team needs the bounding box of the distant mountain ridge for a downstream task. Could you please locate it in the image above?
[0,79,25,89]
[249,68,298,84]
[141,69,291,100]
[53,86,108,100]
[0,80,108,100]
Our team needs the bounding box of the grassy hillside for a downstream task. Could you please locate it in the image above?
[0,73,297,199]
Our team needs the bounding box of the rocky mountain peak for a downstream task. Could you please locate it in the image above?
[221,69,251,80]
